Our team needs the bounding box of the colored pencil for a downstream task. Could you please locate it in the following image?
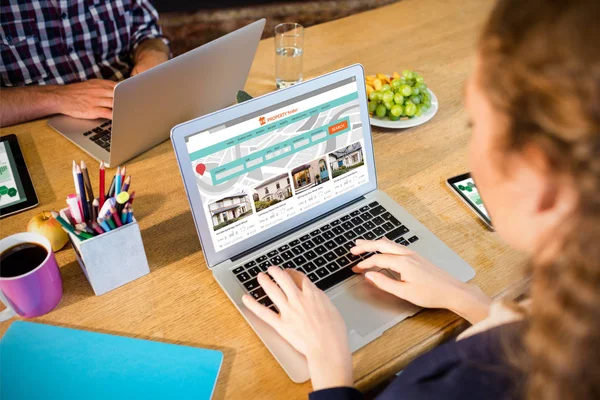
[127,206,133,224]
[76,165,90,222]
[122,175,131,193]
[126,191,135,206]
[99,161,106,207]
[51,211,89,241]
[115,166,122,196]
[81,160,94,207]
[74,230,93,239]
[121,206,128,224]
[92,222,104,234]
[105,215,117,229]
[107,175,116,198]
[110,206,123,227]
[98,217,112,232]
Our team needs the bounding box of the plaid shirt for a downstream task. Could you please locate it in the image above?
[0,0,169,87]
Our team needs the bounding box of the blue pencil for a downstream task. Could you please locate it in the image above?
[115,166,122,196]
[98,217,112,232]
[76,165,89,222]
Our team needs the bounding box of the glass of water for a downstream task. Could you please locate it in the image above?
[274,23,304,89]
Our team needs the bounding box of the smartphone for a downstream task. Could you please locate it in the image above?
[446,172,493,230]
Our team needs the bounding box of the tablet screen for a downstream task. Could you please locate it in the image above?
[0,140,28,208]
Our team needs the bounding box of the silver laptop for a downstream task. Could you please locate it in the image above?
[47,19,266,167]
[170,64,475,382]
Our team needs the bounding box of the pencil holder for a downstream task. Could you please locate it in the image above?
[68,218,150,296]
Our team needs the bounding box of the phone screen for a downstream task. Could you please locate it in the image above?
[450,176,490,220]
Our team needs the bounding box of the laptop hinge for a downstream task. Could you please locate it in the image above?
[231,195,366,263]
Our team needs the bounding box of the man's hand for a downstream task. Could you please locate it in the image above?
[131,38,170,77]
[0,79,116,127]
[55,79,116,120]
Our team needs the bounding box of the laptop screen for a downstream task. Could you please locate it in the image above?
[184,76,372,253]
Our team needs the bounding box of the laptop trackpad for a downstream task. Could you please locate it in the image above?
[332,271,419,337]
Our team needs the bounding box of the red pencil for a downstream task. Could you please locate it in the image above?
[99,161,106,207]
[126,191,136,206]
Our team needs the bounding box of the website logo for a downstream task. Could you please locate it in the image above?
[259,116,266,126]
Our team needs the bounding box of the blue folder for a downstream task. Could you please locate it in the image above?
[1,321,223,400]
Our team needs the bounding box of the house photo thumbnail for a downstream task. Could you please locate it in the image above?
[328,142,365,178]
[208,192,253,231]
[252,173,293,212]
[291,157,330,194]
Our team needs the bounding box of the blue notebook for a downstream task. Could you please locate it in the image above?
[1,321,223,400]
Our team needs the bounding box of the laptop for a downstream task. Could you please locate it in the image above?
[170,64,475,382]
[47,19,266,167]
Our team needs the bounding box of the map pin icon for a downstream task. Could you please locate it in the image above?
[195,163,206,176]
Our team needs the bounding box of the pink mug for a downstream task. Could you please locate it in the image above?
[0,232,63,321]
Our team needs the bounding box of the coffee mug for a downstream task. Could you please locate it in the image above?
[0,232,63,321]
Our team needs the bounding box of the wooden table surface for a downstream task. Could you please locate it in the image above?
[0,0,526,398]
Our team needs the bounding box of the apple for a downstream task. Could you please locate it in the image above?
[27,211,69,252]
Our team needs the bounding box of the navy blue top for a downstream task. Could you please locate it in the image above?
[310,323,524,400]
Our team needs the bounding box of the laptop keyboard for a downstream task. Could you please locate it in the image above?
[232,201,420,313]
[83,121,112,152]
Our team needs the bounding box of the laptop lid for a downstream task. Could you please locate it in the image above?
[171,65,377,268]
[108,19,266,166]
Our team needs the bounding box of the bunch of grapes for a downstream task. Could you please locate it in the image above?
[367,70,432,120]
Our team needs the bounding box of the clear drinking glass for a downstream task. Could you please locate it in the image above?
[274,23,304,89]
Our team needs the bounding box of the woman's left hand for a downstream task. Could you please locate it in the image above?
[242,266,354,391]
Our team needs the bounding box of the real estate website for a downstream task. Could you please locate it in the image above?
[185,78,370,252]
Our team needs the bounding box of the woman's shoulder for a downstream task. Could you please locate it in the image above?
[378,322,525,400]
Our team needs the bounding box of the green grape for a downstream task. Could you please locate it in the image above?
[381,84,391,92]
[402,70,414,79]
[421,105,429,113]
[415,105,423,117]
[382,90,394,103]
[391,104,403,117]
[375,104,387,118]
[418,83,427,91]
[394,93,404,104]
[388,114,400,121]
[416,76,424,84]
[405,102,417,116]
[410,95,421,105]
[369,90,379,102]
[412,86,420,96]
[399,78,407,85]
[423,99,432,108]
[368,101,378,113]
[391,80,402,90]
[384,101,394,110]
[400,85,412,97]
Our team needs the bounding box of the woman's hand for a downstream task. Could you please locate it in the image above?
[242,267,354,391]
[351,239,491,324]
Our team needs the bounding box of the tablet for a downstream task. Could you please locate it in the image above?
[0,135,38,218]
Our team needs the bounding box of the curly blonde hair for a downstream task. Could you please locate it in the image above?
[478,0,600,399]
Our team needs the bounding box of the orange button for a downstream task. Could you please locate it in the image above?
[328,120,348,135]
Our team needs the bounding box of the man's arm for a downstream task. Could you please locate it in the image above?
[0,86,63,127]
[0,80,116,128]
[129,1,171,77]
[130,38,170,77]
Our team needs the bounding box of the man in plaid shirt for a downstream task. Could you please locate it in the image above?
[0,0,170,127]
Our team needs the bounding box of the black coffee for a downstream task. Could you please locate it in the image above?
[1,242,48,278]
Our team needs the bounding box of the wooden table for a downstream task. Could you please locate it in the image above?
[0,0,526,398]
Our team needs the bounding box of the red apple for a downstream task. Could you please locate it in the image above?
[27,211,69,252]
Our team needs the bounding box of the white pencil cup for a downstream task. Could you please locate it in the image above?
[68,218,150,296]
